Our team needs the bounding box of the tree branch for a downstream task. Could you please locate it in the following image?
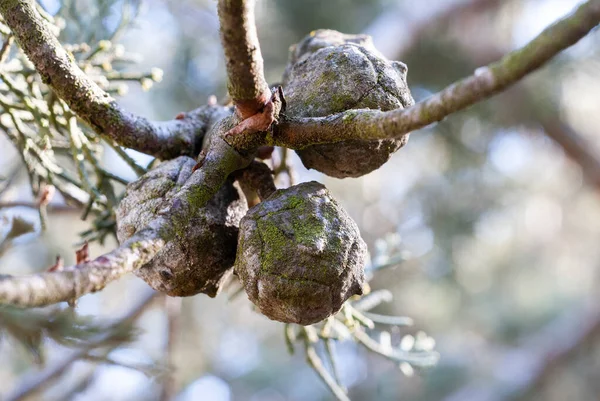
[0,222,165,307]
[540,119,600,190]
[0,117,254,307]
[218,0,271,119]
[0,0,215,159]
[1,0,598,309]
[234,160,276,201]
[274,0,600,149]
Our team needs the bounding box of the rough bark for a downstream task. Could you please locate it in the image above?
[281,30,413,178]
[218,0,271,119]
[274,0,600,149]
[0,0,215,159]
[0,222,165,307]
[117,156,248,298]
[0,117,254,307]
[0,0,598,307]
[235,181,366,325]
[234,160,277,201]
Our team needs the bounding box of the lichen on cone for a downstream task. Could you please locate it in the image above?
[282,29,414,178]
[235,181,366,325]
[116,156,247,297]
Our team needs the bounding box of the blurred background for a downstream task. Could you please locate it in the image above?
[2,0,600,400]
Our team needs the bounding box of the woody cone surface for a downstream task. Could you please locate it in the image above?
[235,181,366,325]
[116,156,247,297]
[283,29,414,178]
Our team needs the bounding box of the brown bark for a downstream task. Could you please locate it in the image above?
[0,0,598,307]
[0,221,165,307]
[0,0,216,159]
[218,0,271,119]
[274,0,600,149]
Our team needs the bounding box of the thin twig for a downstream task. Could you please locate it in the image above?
[353,329,440,367]
[302,328,350,401]
[233,160,276,201]
[106,141,147,176]
[273,147,296,186]
[0,34,14,63]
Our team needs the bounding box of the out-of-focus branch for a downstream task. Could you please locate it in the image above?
[217,0,271,119]
[5,289,157,401]
[539,119,600,191]
[0,0,215,159]
[443,305,600,401]
[274,0,600,149]
[446,11,600,195]
[0,201,80,213]
[365,0,503,58]
[160,296,182,401]
[0,221,165,307]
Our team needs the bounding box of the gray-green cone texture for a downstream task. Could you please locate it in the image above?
[283,29,414,178]
[116,156,247,297]
[235,181,366,325]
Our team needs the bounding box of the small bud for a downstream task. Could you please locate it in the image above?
[151,67,164,83]
[114,44,125,57]
[38,185,55,207]
[96,76,110,89]
[116,84,129,96]
[140,78,153,91]
[75,242,90,264]
[399,362,415,377]
[98,40,112,51]
[400,334,415,351]
[47,256,64,272]
[101,61,113,72]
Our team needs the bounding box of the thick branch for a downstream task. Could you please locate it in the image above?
[275,0,600,149]
[218,0,271,119]
[0,0,213,159]
[0,118,253,307]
